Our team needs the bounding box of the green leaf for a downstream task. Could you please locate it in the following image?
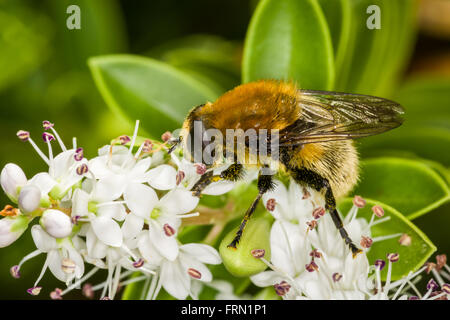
[88,54,221,137]
[338,198,436,281]
[352,157,450,219]
[335,0,417,96]
[242,0,335,90]
[358,125,450,166]
[396,76,450,129]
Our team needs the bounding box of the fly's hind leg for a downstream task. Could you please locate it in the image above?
[227,169,274,249]
[290,168,363,258]
[191,163,244,197]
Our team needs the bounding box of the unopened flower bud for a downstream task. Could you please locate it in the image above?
[18,185,41,213]
[0,215,29,247]
[40,209,72,238]
[219,216,271,277]
[1,163,27,202]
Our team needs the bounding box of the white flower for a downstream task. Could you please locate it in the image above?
[1,163,27,202]
[123,183,199,260]
[40,209,73,238]
[0,215,30,247]
[72,188,125,247]
[138,233,221,300]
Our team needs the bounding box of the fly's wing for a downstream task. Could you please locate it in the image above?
[278,90,404,146]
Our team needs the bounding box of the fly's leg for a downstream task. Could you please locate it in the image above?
[290,167,363,258]
[227,169,274,249]
[191,163,244,197]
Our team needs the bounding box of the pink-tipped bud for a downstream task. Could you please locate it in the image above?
[42,121,54,130]
[266,199,276,212]
[17,130,30,142]
[372,205,384,218]
[251,249,266,259]
[353,195,366,208]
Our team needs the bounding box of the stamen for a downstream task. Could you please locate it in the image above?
[398,233,412,246]
[177,212,200,219]
[127,120,140,157]
[61,267,99,296]
[194,163,207,175]
[50,288,62,300]
[161,131,172,142]
[76,164,89,176]
[302,187,310,200]
[372,205,384,217]
[176,171,185,185]
[187,268,202,279]
[82,283,94,299]
[163,224,176,237]
[1,205,18,217]
[27,286,42,296]
[266,198,276,212]
[312,206,325,219]
[274,281,291,296]
[353,195,366,208]
[442,283,450,294]
[17,131,50,165]
[133,259,145,268]
[74,148,84,161]
[119,135,131,145]
[61,258,76,274]
[426,279,439,291]
[332,273,342,282]
[436,254,447,271]
[72,137,77,149]
[43,121,66,151]
[372,233,402,243]
[431,268,445,286]
[387,253,400,263]
[10,265,21,278]
[360,236,373,249]
[17,249,42,269]
[374,259,386,271]
[305,260,319,272]
[251,249,266,259]
[309,249,322,259]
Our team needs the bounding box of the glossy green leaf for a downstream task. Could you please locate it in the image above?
[352,157,450,219]
[338,198,436,281]
[335,0,417,96]
[395,76,450,128]
[242,0,335,90]
[89,55,221,137]
[358,125,450,166]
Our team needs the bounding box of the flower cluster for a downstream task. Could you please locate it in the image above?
[249,181,450,300]
[0,120,235,300]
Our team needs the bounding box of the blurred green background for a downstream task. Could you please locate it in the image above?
[0,0,449,299]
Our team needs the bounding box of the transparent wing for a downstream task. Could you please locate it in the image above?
[278,90,404,146]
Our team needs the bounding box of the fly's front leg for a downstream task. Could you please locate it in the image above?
[290,168,362,258]
[227,169,274,249]
[191,163,244,197]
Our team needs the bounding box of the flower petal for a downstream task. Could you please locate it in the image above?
[91,216,123,247]
[146,165,177,190]
[149,220,179,261]
[180,243,221,265]
[160,260,190,300]
[31,225,58,252]
[160,189,199,214]
[124,183,158,219]
[122,214,144,239]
